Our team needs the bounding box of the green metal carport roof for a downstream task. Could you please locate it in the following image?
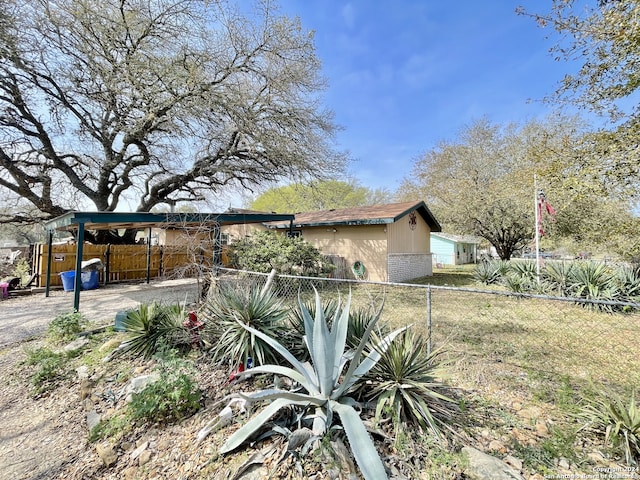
[43,211,294,311]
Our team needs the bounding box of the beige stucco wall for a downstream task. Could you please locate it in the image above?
[387,212,431,254]
[222,223,267,243]
[299,224,388,282]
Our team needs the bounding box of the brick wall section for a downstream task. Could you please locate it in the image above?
[387,253,432,283]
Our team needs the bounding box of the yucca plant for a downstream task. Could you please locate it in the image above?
[219,290,408,480]
[578,391,640,465]
[473,260,504,285]
[568,261,619,310]
[359,329,456,438]
[543,260,574,296]
[509,260,538,284]
[120,302,191,359]
[502,272,529,293]
[615,265,640,301]
[200,283,289,367]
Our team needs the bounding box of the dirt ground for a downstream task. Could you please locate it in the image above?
[0,278,201,480]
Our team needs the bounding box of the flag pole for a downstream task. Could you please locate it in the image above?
[534,174,540,282]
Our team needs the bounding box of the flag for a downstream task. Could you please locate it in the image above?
[537,190,556,236]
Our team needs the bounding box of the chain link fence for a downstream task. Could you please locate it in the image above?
[212,267,640,397]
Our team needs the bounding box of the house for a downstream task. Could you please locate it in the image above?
[261,201,441,283]
[430,232,480,266]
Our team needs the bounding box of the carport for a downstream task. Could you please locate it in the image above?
[43,211,294,311]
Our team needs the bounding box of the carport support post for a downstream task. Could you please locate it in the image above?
[45,229,54,298]
[72,223,85,311]
[146,228,152,284]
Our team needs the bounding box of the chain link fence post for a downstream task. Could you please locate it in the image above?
[426,285,432,356]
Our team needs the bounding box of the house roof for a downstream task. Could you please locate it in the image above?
[431,232,481,244]
[265,200,441,231]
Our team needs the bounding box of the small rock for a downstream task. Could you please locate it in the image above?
[95,442,117,467]
[131,441,148,460]
[126,374,160,401]
[488,440,506,454]
[517,406,543,421]
[133,366,147,375]
[99,338,123,352]
[535,420,549,437]
[80,379,94,400]
[587,451,605,463]
[462,446,525,480]
[76,365,89,380]
[123,467,138,480]
[504,455,523,471]
[138,450,152,466]
[121,441,134,452]
[157,438,171,450]
[480,429,491,439]
[63,337,89,352]
[558,457,570,470]
[86,410,101,431]
[511,402,522,411]
[83,397,94,411]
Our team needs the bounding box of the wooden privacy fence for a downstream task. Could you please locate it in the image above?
[33,243,218,287]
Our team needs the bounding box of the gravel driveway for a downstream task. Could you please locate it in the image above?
[0,278,201,348]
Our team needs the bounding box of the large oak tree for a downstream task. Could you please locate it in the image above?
[0,0,345,242]
[400,115,638,259]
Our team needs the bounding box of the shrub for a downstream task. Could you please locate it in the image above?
[119,302,192,359]
[23,347,73,395]
[615,265,640,301]
[227,230,335,276]
[128,351,202,424]
[47,311,85,344]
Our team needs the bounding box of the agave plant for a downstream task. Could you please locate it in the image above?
[578,391,640,465]
[283,299,390,360]
[120,302,191,359]
[359,329,456,438]
[199,283,288,367]
[282,299,339,361]
[219,290,408,480]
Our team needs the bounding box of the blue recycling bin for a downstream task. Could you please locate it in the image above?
[59,270,99,291]
[60,271,75,291]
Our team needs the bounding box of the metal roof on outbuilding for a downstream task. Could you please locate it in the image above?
[44,210,294,232]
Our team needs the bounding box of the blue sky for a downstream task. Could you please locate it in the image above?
[276,1,578,193]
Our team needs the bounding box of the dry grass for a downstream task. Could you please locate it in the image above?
[223,268,640,401]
